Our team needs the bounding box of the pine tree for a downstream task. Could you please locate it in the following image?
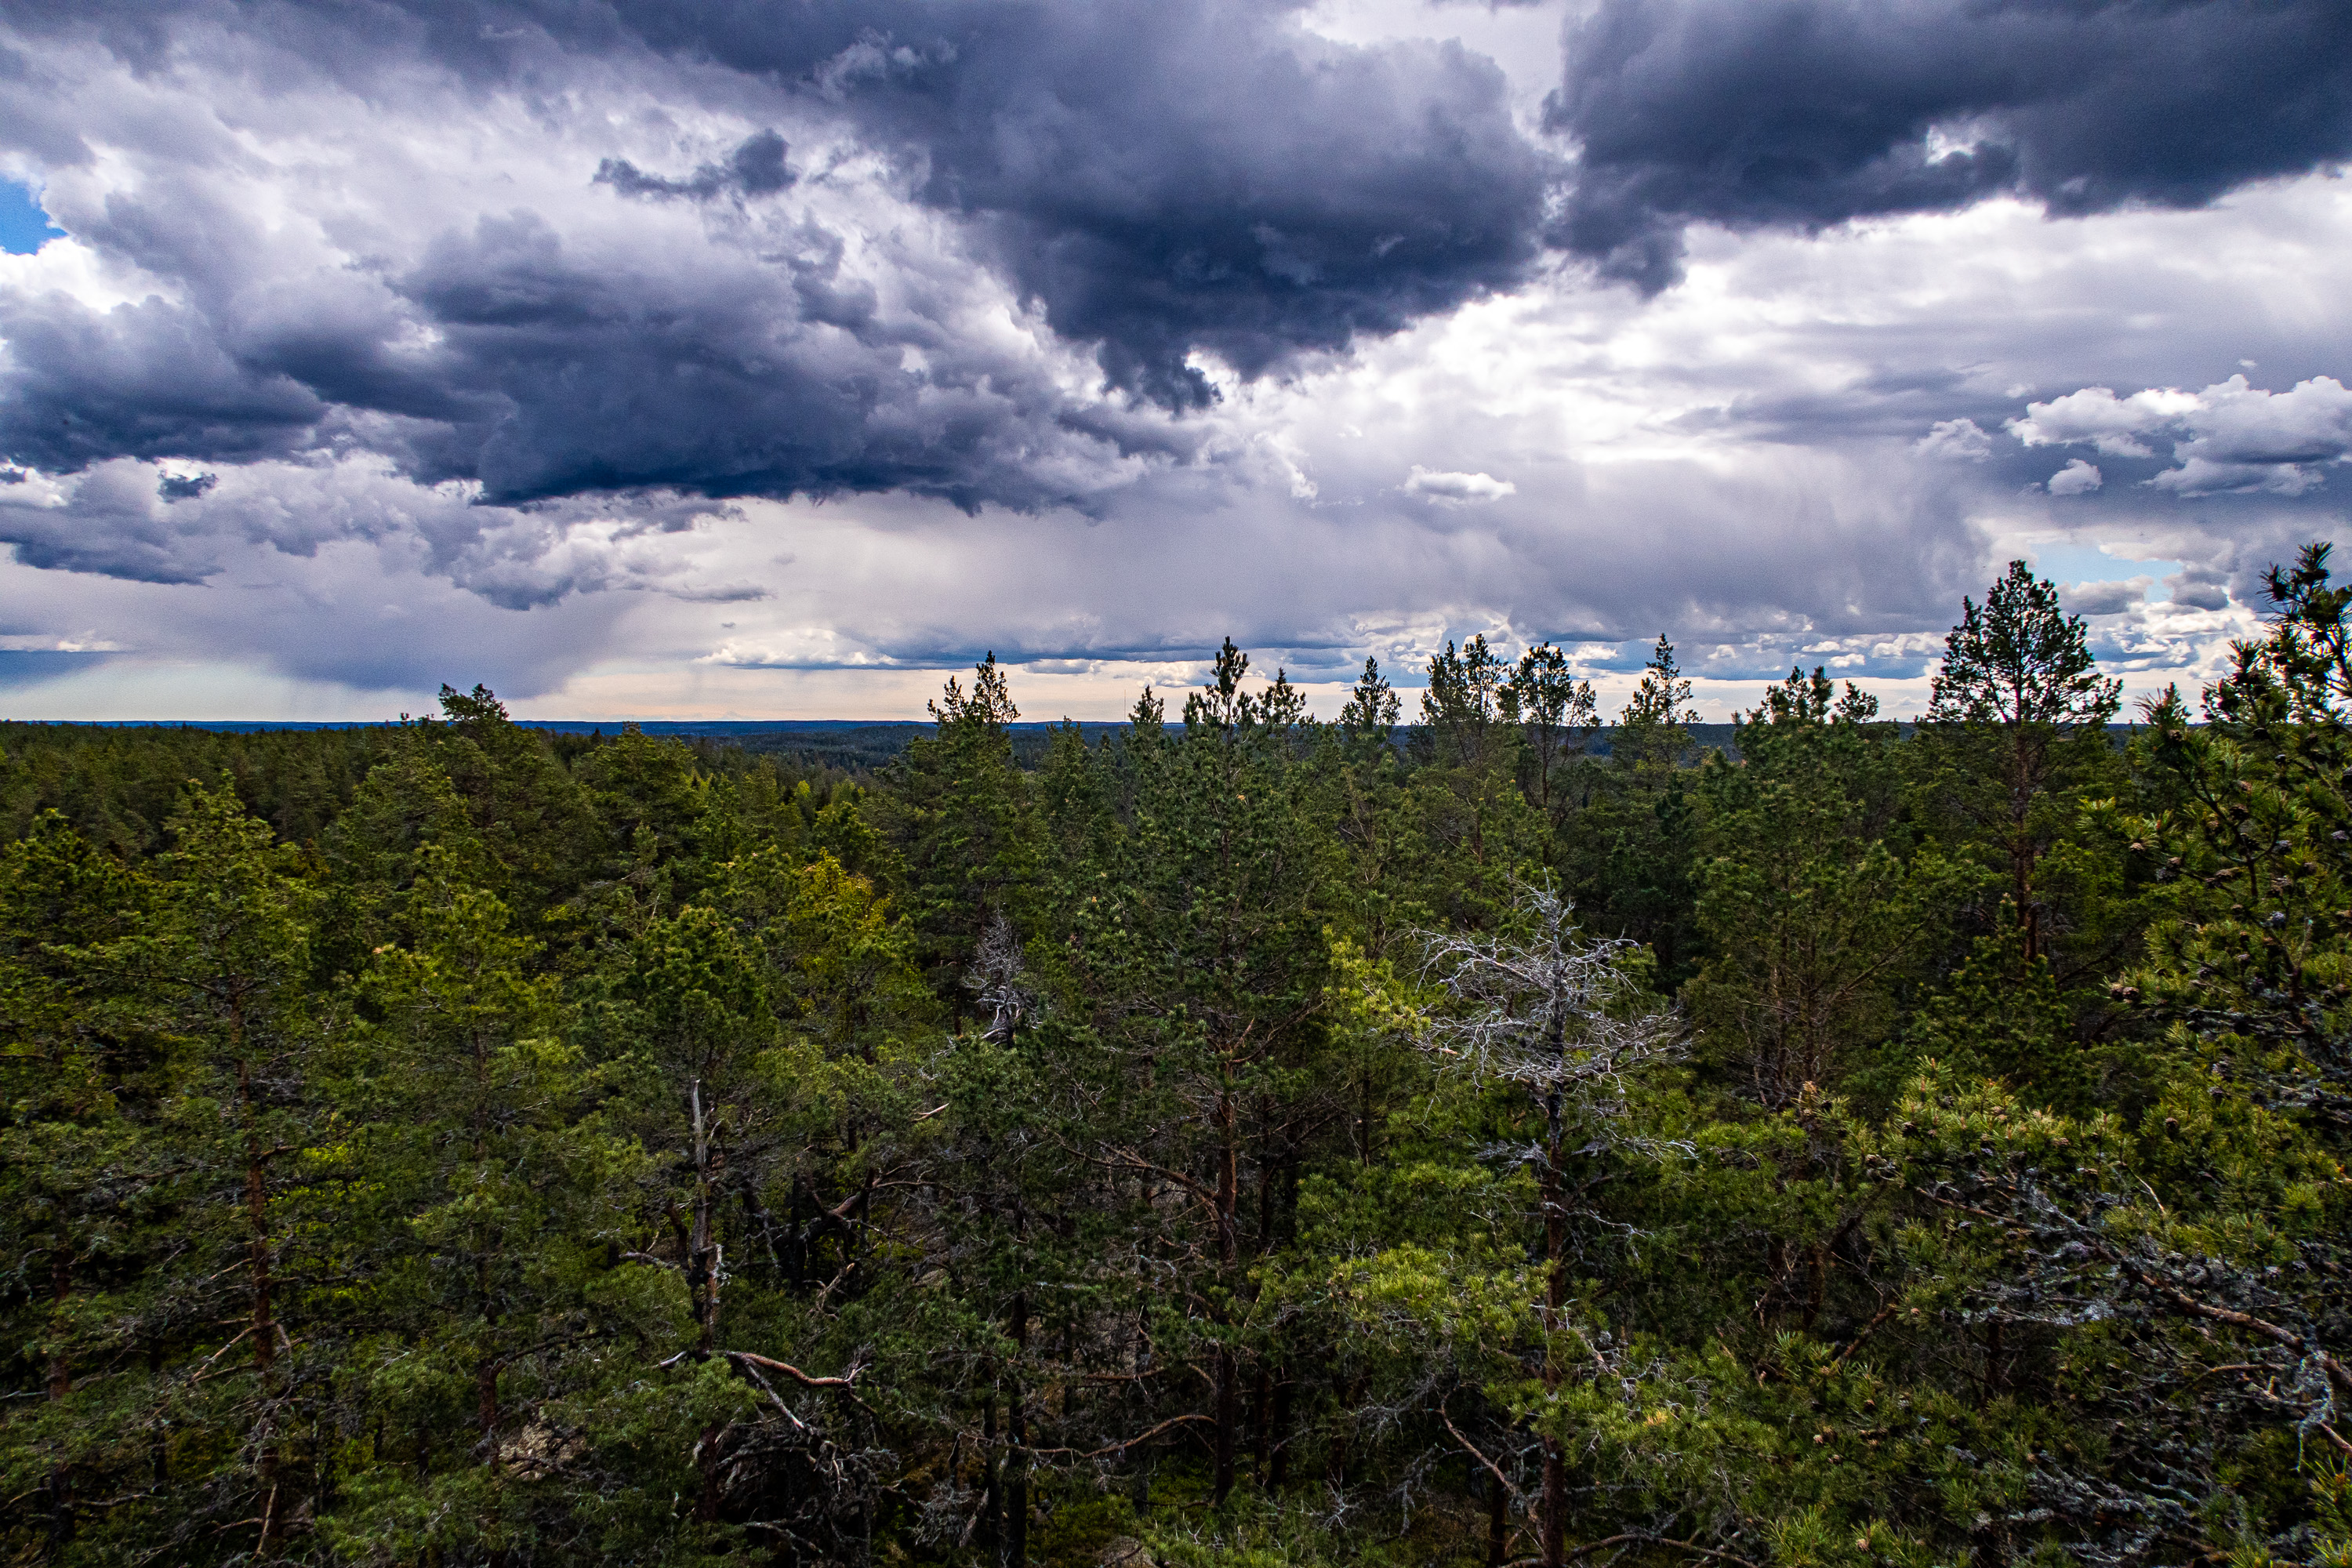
[1408,888,1679,1567]
[1498,642,1599,829]
[1404,637,1548,931]
[1338,656,1400,750]
[0,817,159,1559]
[1923,560,2122,967]
[416,685,606,928]
[1419,636,1508,771]
[877,655,1040,1015]
[323,844,637,1562]
[136,782,321,1560]
[1073,647,1335,1506]
[1612,634,1698,772]
[1690,667,1953,1108]
[1562,637,1704,985]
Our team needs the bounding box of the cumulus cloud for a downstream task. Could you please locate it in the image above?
[1403,465,1516,503]
[2045,458,2102,495]
[2062,576,2143,615]
[0,1,2347,715]
[0,455,765,608]
[1915,418,1991,460]
[2165,565,2234,613]
[2009,386,2205,459]
[3,1,1552,428]
[1545,0,2352,291]
[2013,376,2352,496]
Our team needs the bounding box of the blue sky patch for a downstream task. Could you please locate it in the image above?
[2029,543,2186,597]
[0,179,64,254]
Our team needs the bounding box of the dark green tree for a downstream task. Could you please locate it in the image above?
[136,782,321,1561]
[1611,634,1698,773]
[1690,667,1953,1108]
[1419,635,1509,771]
[322,844,644,1562]
[877,655,1039,1015]
[1922,560,2123,968]
[1499,642,1599,829]
[1067,642,1337,1506]
[1337,655,1400,750]
[0,818,160,1559]
[1404,637,1548,931]
[1562,637,1704,986]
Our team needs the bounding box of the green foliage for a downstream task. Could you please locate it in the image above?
[1691,670,1944,1103]
[1928,561,2122,731]
[5,564,2350,1568]
[873,652,1039,1011]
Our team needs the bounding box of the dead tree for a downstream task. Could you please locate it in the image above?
[1411,885,1681,1568]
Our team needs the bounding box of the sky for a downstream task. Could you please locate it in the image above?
[1,0,2349,723]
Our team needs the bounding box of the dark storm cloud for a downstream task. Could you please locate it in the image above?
[415,1,1551,404]
[0,460,221,581]
[1548,0,2352,291]
[2,0,1554,472]
[0,165,1151,518]
[798,3,1553,407]
[596,129,793,201]
[7,0,2349,695]
[0,292,326,472]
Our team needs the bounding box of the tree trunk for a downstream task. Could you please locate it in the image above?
[1540,1074,1567,1568]
[1267,1373,1293,1490]
[1539,1206,1568,1565]
[1250,1364,1272,1483]
[237,1033,284,1560]
[2011,721,2039,968]
[696,1422,724,1524]
[44,1243,73,1552]
[688,1080,720,1358]
[1003,1293,1029,1568]
[1212,1082,1240,1505]
[47,1238,71,1402]
[477,1361,500,1456]
[980,1393,1000,1559]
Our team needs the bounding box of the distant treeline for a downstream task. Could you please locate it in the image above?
[0,723,869,856]
[2,554,2347,1568]
[11,717,1781,782]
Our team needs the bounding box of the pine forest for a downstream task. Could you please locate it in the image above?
[9,547,2352,1568]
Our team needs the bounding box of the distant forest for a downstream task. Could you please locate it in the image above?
[4,551,2350,1568]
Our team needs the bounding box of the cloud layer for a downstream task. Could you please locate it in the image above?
[1548,0,2352,290]
[0,0,2348,717]
[2014,376,2352,496]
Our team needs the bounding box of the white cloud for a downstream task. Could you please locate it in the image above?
[1403,465,1517,503]
[2,9,2351,720]
[2013,374,2352,495]
[2008,387,2201,456]
[2046,458,2103,495]
[1916,417,1993,459]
